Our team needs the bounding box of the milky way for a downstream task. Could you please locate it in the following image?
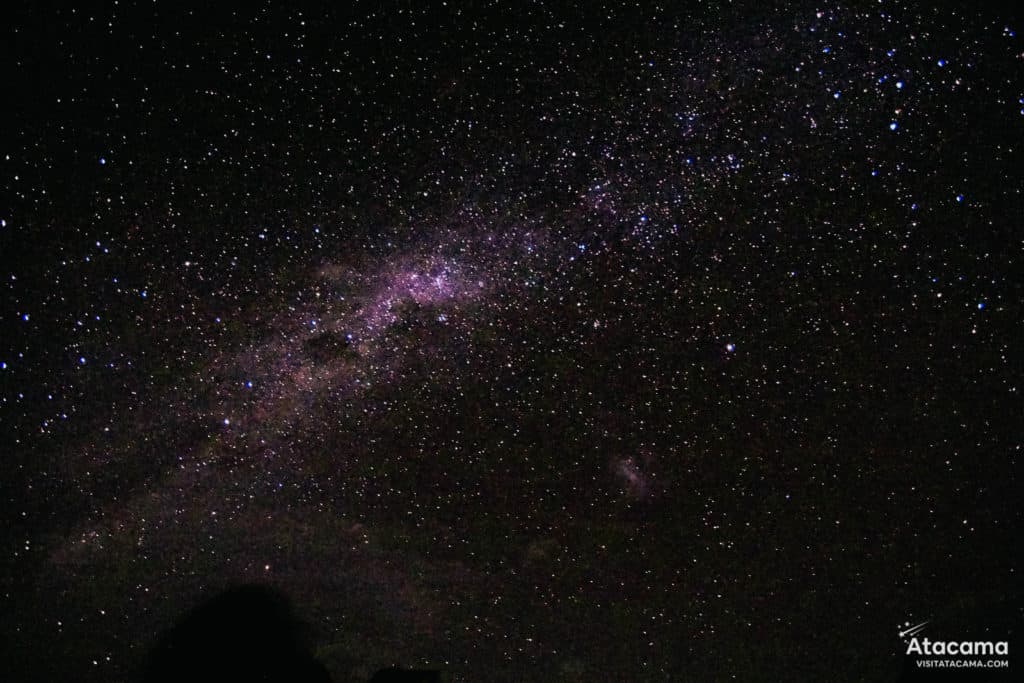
[1,3,1021,681]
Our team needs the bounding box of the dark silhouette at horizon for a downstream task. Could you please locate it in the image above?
[142,585,331,683]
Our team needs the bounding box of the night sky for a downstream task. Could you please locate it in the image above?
[1,2,1021,681]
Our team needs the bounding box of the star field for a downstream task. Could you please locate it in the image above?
[1,2,1021,681]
